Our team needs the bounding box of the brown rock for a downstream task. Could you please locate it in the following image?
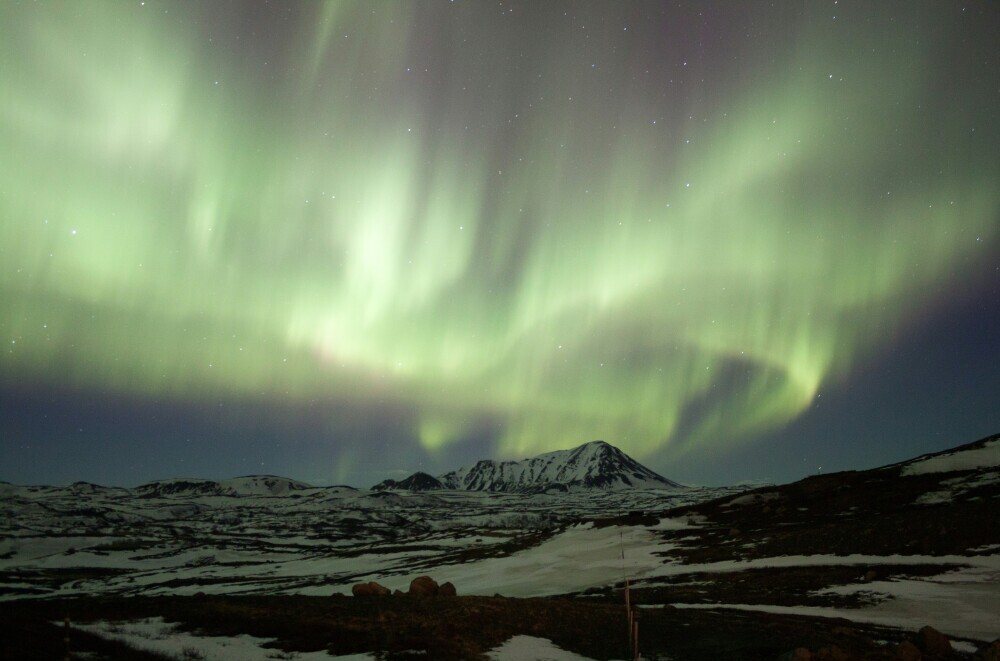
[408,575,439,595]
[863,569,878,582]
[894,640,921,661]
[777,648,812,661]
[916,626,951,655]
[975,639,1000,661]
[729,527,742,537]
[438,581,457,596]
[815,645,850,661]
[352,581,390,596]
[393,589,406,596]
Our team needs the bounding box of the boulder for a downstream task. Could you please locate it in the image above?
[393,589,406,596]
[352,581,390,596]
[916,626,951,655]
[438,581,457,596]
[975,639,1000,661]
[894,640,921,661]
[815,645,850,661]
[776,648,811,661]
[408,575,439,596]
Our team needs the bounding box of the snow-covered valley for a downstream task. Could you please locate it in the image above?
[0,477,737,600]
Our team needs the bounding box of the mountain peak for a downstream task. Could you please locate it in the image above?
[437,441,682,493]
[372,471,445,492]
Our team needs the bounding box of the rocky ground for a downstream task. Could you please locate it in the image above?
[1,591,997,661]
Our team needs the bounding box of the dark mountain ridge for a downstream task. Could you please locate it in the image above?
[653,431,1000,563]
[372,471,444,492]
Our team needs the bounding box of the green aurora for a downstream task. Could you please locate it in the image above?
[2,2,997,476]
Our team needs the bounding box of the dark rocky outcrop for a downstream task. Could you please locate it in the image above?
[916,626,951,656]
[408,575,439,596]
[350,577,455,597]
[893,640,922,661]
[351,581,390,596]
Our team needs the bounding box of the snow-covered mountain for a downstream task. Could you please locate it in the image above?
[436,441,682,493]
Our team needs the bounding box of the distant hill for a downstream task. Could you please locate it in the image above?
[375,441,683,493]
[892,433,1000,476]
[660,431,1000,563]
[372,471,444,492]
[134,475,313,498]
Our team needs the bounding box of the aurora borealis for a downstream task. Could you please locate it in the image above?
[2,1,998,487]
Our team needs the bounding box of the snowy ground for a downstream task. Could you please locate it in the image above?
[431,526,1000,641]
[74,617,609,661]
[74,617,355,660]
[5,437,1000,657]
[0,483,736,600]
[486,635,611,661]
[667,557,1000,642]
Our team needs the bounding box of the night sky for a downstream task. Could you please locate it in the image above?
[2,1,998,488]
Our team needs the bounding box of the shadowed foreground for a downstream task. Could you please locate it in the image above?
[1,594,989,661]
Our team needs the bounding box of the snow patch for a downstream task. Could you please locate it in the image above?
[668,558,1000,642]
[720,491,780,508]
[430,522,667,597]
[74,616,360,659]
[901,440,1000,476]
[487,635,608,660]
[914,469,1000,505]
